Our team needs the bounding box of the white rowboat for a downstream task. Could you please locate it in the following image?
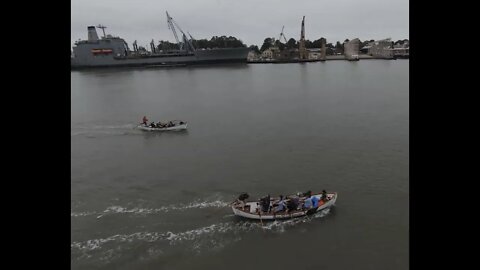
[137,123,187,131]
[137,120,187,131]
[232,192,337,220]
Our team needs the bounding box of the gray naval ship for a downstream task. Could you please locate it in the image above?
[71,12,250,69]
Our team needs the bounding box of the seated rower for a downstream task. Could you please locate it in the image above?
[259,195,271,213]
[273,195,287,214]
[311,195,320,208]
[150,122,156,128]
[302,194,313,210]
[236,193,249,210]
[286,196,299,213]
[321,190,329,202]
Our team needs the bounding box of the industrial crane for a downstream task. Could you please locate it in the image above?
[166,11,195,51]
[278,26,288,43]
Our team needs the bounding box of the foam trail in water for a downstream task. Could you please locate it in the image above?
[71,123,139,137]
[71,211,97,217]
[71,222,239,251]
[73,208,332,252]
[71,200,231,219]
[94,201,230,218]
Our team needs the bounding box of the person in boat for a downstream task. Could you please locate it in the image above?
[142,116,148,126]
[286,195,299,213]
[156,122,165,128]
[236,193,249,210]
[302,190,312,198]
[321,190,329,202]
[179,121,184,125]
[302,194,313,210]
[150,122,156,128]
[168,121,174,127]
[259,194,271,213]
[311,194,320,208]
[273,195,287,213]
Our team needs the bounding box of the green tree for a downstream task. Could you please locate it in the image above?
[260,38,274,51]
[274,40,286,50]
[249,45,260,54]
[304,40,314,48]
[157,40,179,51]
[335,41,344,54]
[286,38,297,49]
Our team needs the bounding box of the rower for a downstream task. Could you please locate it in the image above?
[303,194,313,210]
[236,193,249,210]
[321,190,329,202]
[273,195,286,213]
[259,195,270,213]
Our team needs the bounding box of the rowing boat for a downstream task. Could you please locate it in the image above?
[231,192,337,220]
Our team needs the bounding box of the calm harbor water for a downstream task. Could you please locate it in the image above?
[71,60,409,270]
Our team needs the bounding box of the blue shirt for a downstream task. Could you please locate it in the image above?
[304,197,313,208]
[311,196,319,208]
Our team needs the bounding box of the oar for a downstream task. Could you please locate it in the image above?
[258,211,266,231]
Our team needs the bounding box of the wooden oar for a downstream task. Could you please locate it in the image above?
[259,212,265,229]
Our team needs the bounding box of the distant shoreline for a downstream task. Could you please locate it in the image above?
[247,54,408,64]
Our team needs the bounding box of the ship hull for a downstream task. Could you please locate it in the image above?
[71,47,250,69]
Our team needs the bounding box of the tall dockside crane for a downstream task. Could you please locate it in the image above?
[279,26,288,43]
[299,16,307,59]
[166,11,195,52]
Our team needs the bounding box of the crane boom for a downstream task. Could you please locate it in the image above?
[166,11,182,49]
[166,11,195,51]
[279,26,287,43]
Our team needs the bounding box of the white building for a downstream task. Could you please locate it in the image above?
[261,48,274,59]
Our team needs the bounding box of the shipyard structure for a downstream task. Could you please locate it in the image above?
[248,16,408,63]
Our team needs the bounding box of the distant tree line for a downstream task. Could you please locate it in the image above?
[152,35,407,54]
[192,36,246,49]
[155,36,246,51]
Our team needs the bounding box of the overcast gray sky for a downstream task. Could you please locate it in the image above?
[71,0,408,48]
